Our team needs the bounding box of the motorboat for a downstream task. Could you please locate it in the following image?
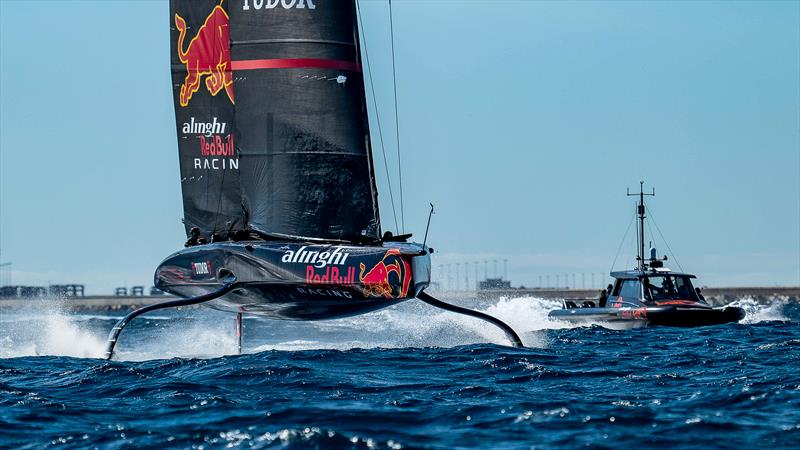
[549,182,745,328]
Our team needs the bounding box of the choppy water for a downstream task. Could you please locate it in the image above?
[1,296,798,449]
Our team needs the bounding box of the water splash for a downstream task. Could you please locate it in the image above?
[0,298,106,358]
[730,297,789,324]
[483,296,573,331]
[0,296,593,358]
[251,296,568,351]
[1,295,791,360]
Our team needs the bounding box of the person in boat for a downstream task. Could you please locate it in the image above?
[662,277,677,296]
[695,287,706,301]
[598,283,613,307]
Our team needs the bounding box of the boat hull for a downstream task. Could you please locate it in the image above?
[549,305,745,328]
[154,241,431,320]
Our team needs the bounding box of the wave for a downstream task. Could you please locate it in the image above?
[0,295,792,361]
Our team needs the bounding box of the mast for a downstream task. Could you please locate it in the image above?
[627,181,654,271]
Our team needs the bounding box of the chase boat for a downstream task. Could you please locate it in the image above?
[549,183,745,328]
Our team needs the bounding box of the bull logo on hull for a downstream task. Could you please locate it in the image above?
[359,249,413,299]
[175,4,235,107]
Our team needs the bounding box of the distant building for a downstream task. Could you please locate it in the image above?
[0,285,83,298]
[48,284,85,297]
[0,286,19,297]
[479,278,512,290]
[130,286,144,296]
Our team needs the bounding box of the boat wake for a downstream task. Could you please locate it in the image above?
[0,296,790,360]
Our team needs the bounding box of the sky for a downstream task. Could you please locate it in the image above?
[1,0,798,294]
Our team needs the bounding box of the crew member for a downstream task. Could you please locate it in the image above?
[599,283,613,307]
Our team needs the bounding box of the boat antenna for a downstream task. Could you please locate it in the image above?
[627,181,654,271]
[422,203,434,249]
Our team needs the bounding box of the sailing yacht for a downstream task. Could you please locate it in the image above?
[104,0,521,359]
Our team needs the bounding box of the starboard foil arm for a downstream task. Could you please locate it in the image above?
[417,292,523,348]
[103,275,238,360]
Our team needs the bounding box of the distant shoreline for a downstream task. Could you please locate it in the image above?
[0,286,797,311]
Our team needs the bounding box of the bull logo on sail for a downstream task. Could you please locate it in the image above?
[175,4,235,107]
[359,249,413,299]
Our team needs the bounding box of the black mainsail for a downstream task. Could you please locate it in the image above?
[103,0,523,360]
[170,0,243,242]
[229,0,380,242]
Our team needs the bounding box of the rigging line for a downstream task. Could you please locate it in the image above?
[356,0,399,233]
[646,205,684,272]
[610,210,636,273]
[388,0,404,233]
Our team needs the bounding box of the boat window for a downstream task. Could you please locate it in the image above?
[611,280,623,296]
[618,280,641,301]
[643,275,696,301]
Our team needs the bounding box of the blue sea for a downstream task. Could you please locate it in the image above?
[1,296,798,449]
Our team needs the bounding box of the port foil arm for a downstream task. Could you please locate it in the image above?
[103,277,238,360]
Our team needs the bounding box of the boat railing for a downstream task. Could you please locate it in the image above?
[564,298,644,309]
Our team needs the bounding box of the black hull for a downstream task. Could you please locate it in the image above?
[206,284,407,320]
[154,241,431,321]
[647,306,745,327]
[549,305,745,328]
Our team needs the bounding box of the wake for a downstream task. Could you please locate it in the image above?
[0,295,789,360]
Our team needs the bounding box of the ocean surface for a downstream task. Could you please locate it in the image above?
[1,296,798,449]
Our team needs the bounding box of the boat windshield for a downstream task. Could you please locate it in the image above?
[642,275,699,302]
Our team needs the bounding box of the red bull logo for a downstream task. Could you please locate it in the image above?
[620,308,647,320]
[175,4,235,107]
[358,249,413,299]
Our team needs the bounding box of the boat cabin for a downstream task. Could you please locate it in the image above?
[609,269,706,307]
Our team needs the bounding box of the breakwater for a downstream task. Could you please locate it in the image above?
[1,286,797,312]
